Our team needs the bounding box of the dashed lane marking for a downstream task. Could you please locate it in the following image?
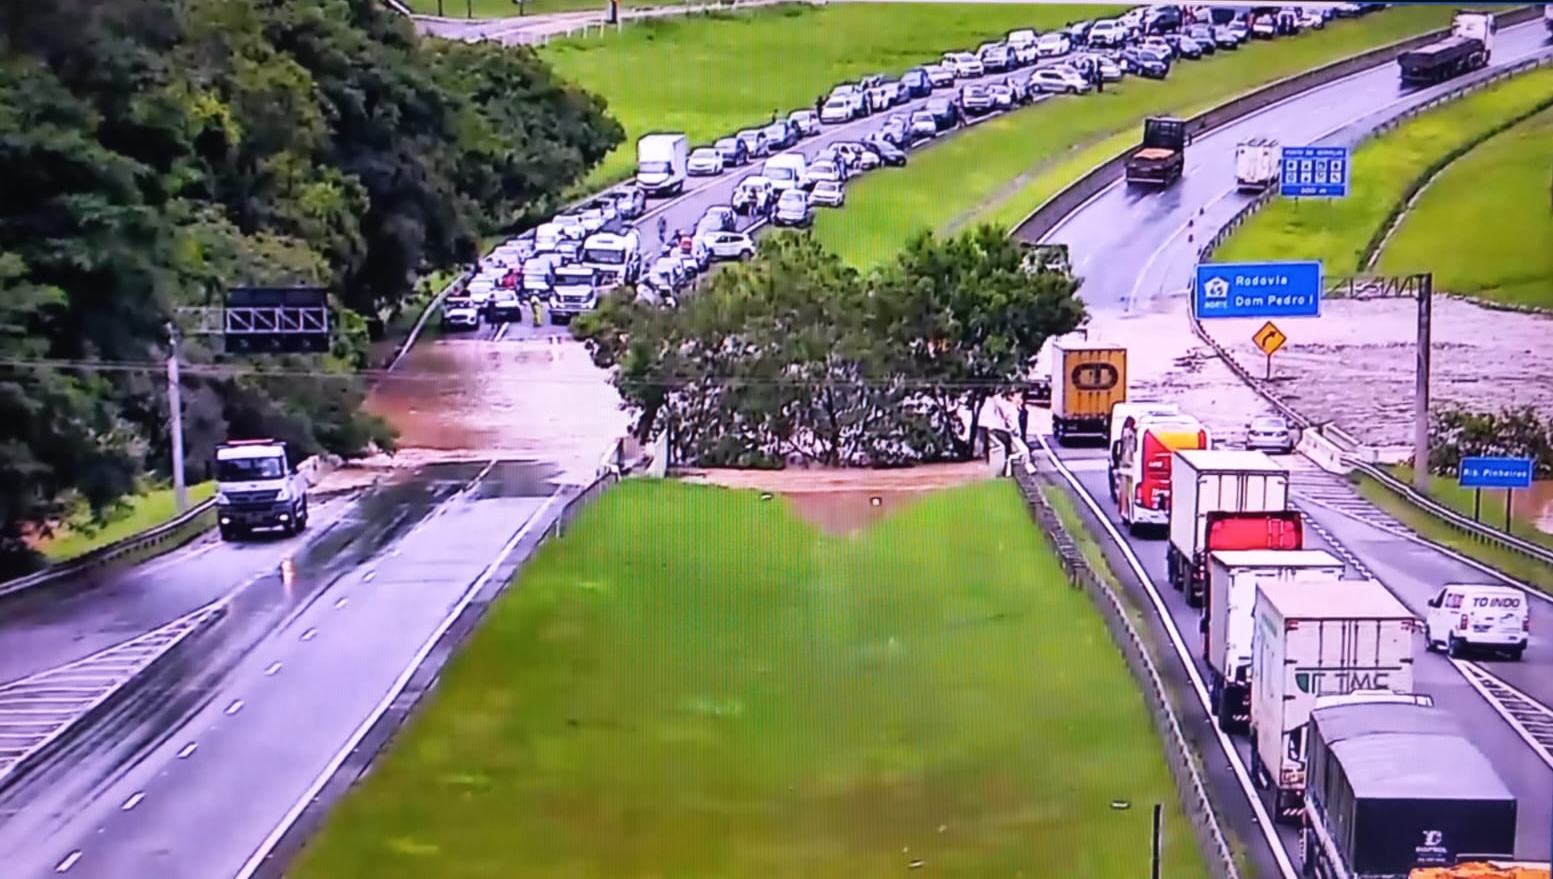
[55,851,82,873]
[264,662,283,677]
[177,742,197,759]
[120,792,144,811]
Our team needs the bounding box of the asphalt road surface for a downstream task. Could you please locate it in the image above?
[1027,20,1553,310]
[0,461,572,879]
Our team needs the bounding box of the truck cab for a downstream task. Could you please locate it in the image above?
[580,224,641,287]
[1125,117,1188,187]
[1114,413,1207,536]
[549,265,601,324]
[214,439,309,540]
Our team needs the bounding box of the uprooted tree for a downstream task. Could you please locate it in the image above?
[571,225,1085,467]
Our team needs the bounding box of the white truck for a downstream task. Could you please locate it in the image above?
[213,439,310,540]
[636,133,689,197]
[580,224,641,287]
[1250,577,1417,824]
[1167,450,1300,608]
[1234,137,1279,192]
[1202,549,1345,735]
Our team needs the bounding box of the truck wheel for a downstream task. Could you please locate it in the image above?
[1447,634,1466,659]
[1507,644,1525,662]
[295,502,309,532]
[1185,584,1203,609]
[1248,730,1265,787]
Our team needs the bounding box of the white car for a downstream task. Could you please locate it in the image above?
[440,301,480,331]
[801,159,843,189]
[942,51,984,78]
[924,63,956,87]
[703,231,756,261]
[1244,414,1295,454]
[1425,584,1529,660]
[1036,32,1071,57]
[820,96,854,124]
[1298,8,1326,29]
[788,109,820,136]
[909,110,938,139]
[1086,19,1127,47]
[1029,67,1091,94]
[687,147,724,177]
[772,189,813,227]
[809,179,844,208]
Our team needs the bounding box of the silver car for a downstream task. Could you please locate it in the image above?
[810,179,844,208]
[687,147,725,176]
[1245,414,1295,454]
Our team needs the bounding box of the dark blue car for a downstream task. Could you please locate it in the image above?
[901,67,933,98]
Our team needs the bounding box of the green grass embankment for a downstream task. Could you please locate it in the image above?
[290,478,1208,879]
[541,3,1120,186]
[37,482,217,564]
[409,0,679,17]
[812,5,1459,266]
[1376,102,1553,310]
[1214,65,1553,282]
[1352,465,1553,594]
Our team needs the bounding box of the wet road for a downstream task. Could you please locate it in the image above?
[1026,20,1553,310]
[1047,443,1552,867]
[0,461,571,879]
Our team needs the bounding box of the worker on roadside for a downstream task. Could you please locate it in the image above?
[814,95,824,116]
[657,215,667,243]
[1017,394,1031,443]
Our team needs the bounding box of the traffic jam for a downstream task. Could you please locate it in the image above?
[440,2,1380,331]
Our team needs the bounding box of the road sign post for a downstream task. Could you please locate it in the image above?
[1458,456,1534,531]
[1280,146,1350,198]
[1194,261,1323,320]
[1252,321,1286,379]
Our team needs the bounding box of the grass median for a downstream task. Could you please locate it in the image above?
[1214,65,1553,282]
[37,482,217,564]
[289,477,1208,879]
[811,5,1456,266]
[541,3,1120,186]
[1352,465,1553,594]
[1376,101,1553,309]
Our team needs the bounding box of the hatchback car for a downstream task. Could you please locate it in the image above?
[977,42,1011,72]
[987,84,1015,110]
[1036,32,1071,57]
[925,97,960,130]
[863,136,907,167]
[611,187,647,219]
[735,128,770,158]
[959,85,994,116]
[1245,415,1295,454]
[787,109,820,137]
[687,147,725,177]
[1212,25,1240,49]
[763,121,797,150]
[820,96,855,125]
[909,110,939,139]
[810,179,845,208]
[714,137,748,167]
[924,64,956,88]
[1029,67,1090,94]
[801,159,843,189]
[1184,24,1217,53]
[943,51,985,78]
[772,189,812,228]
[704,231,756,261]
[901,67,933,98]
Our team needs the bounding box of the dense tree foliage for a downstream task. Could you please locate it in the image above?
[0,0,623,573]
[1430,404,1553,477]
[573,227,1085,467]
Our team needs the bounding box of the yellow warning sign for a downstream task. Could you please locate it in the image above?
[1253,321,1287,357]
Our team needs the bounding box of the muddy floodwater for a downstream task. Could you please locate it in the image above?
[367,335,629,485]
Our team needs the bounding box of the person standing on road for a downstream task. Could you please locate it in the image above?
[657,215,667,244]
[815,95,824,116]
[1017,392,1031,443]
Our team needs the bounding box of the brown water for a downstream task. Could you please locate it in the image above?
[1471,480,1553,536]
[366,336,628,485]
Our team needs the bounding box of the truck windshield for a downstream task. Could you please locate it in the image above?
[639,161,670,174]
[583,248,626,264]
[767,167,794,181]
[216,457,285,481]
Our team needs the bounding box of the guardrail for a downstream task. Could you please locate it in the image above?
[1011,4,1544,244]
[1009,459,1241,879]
[0,454,341,602]
[1185,49,1553,573]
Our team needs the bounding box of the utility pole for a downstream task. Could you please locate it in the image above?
[1413,273,1433,492]
[167,323,189,514]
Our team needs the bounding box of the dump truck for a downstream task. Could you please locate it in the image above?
[1252,578,1417,823]
[1125,117,1187,187]
[1202,549,1345,734]
[1235,137,1280,192]
[1050,340,1126,445]
[1304,700,1519,877]
[1167,450,1300,607]
[1397,10,1493,85]
[1113,413,1208,537]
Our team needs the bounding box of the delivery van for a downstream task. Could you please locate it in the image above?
[1424,583,1529,660]
[1050,341,1127,444]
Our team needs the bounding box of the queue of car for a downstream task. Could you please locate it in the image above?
[441,3,1365,328]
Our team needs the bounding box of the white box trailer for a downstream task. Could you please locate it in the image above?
[1203,549,1345,735]
[1250,577,1417,824]
[1234,137,1280,192]
[1167,450,1295,607]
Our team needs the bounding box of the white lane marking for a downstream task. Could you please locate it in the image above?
[55,851,82,873]
[225,700,244,716]
[234,491,566,879]
[1125,190,1234,310]
[177,742,197,759]
[362,570,376,582]
[120,792,144,811]
[334,597,349,609]
[264,662,282,677]
[492,322,510,343]
[300,628,317,642]
[1452,659,1553,770]
[1025,432,1298,879]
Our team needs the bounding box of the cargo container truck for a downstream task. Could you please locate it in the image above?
[1251,578,1418,824]
[1304,700,1518,878]
[1113,413,1208,536]
[1050,341,1127,445]
[1396,10,1493,85]
[1202,549,1346,734]
[1167,450,1300,607]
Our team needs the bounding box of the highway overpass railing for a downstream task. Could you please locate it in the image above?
[1186,51,1553,573]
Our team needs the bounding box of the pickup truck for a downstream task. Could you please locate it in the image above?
[1125,117,1187,187]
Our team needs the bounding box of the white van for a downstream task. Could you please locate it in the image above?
[1425,584,1530,660]
[762,153,808,193]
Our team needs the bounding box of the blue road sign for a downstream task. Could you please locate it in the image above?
[1280,146,1349,198]
[1458,456,1535,490]
[1194,261,1323,319]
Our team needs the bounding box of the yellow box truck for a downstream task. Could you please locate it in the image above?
[1051,341,1127,445]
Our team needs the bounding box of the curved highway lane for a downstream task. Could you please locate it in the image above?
[1029,21,1553,311]
[0,460,571,879]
